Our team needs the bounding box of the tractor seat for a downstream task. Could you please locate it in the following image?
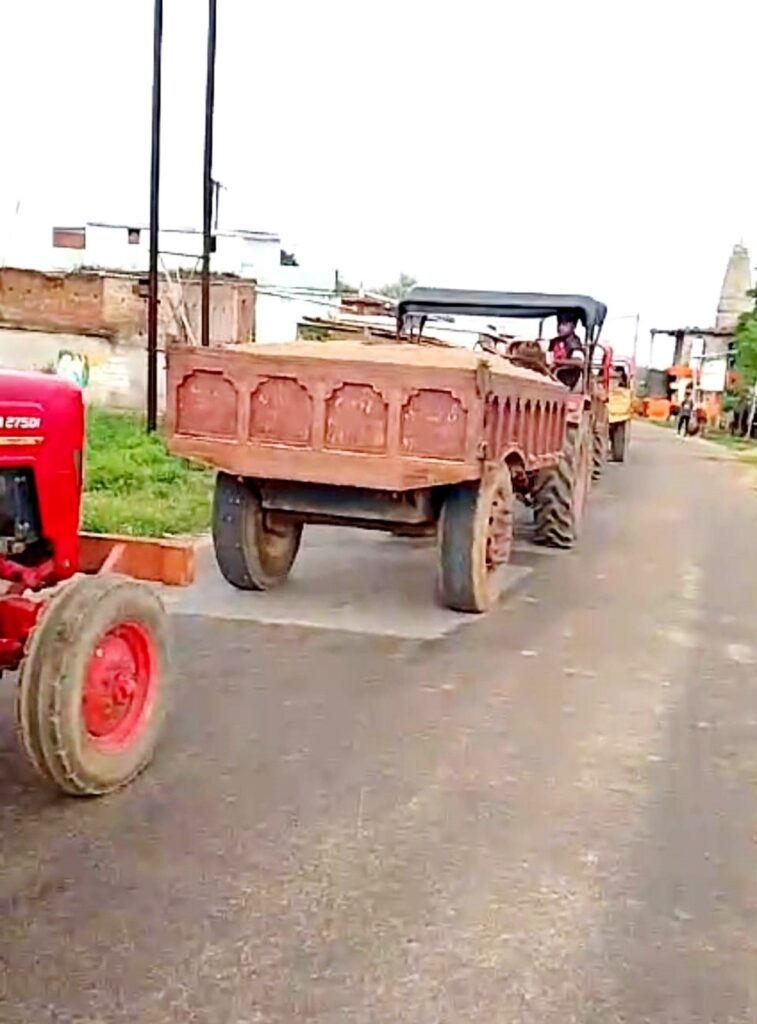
[553,362,583,391]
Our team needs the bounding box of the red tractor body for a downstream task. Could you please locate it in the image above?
[0,372,82,587]
[0,370,170,795]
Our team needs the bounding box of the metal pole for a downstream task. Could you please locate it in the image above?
[201,0,217,348]
[632,312,640,363]
[146,0,163,431]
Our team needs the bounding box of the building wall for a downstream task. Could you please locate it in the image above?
[38,222,282,282]
[0,268,255,412]
[0,327,167,412]
[255,289,343,344]
[0,267,254,347]
[0,267,105,335]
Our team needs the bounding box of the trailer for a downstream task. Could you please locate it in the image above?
[165,289,606,612]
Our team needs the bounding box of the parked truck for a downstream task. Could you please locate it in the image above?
[165,289,607,612]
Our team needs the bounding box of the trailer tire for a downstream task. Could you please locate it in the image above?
[17,575,170,796]
[213,473,302,590]
[438,465,514,613]
[533,419,591,549]
[610,420,629,462]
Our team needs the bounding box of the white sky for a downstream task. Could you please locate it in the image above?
[1,0,756,360]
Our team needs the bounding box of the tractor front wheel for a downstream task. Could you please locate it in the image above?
[17,575,170,796]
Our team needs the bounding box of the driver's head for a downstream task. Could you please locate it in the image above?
[556,313,578,338]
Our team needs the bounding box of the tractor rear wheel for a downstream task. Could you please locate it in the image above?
[610,420,629,462]
[438,465,514,613]
[17,574,170,796]
[213,473,302,590]
[533,418,591,549]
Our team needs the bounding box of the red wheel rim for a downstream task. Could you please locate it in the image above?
[82,622,158,752]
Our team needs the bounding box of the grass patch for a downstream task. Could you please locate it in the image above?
[82,408,213,537]
[700,430,757,456]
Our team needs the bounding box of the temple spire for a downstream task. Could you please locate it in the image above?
[716,242,753,330]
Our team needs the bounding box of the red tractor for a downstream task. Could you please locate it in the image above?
[0,371,170,796]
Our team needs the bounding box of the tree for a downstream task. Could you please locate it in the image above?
[734,289,757,385]
[376,273,418,301]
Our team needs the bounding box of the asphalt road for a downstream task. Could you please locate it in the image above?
[2,423,757,1023]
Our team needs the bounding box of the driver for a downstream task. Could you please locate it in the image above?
[548,313,584,363]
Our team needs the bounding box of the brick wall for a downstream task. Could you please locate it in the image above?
[0,268,105,335]
[0,267,255,346]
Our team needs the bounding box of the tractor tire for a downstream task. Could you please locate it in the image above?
[592,419,608,481]
[17,576,111,784]
[438,465,514,613]
[212,472,302,590]
[610,420,629,462]
[532,419,591,549]
[17,574,170,796]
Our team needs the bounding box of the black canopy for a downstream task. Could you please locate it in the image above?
[398,288,607,338]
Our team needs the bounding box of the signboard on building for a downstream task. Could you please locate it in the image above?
[698,356,727,393]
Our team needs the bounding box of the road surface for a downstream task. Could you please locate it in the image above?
[2,423,757,1023]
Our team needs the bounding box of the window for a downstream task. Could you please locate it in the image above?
[52,227,86,250]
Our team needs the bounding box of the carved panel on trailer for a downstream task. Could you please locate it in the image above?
[485,395,499,458]
[176,369,237,438]
[324,383,388,453]
[555,403,566,450]
[401,388,467,460]
[511,398,522,446]
[499,397,513,453]
[548,402,559,451]
[533,401,543,454]
[250,376,312,447]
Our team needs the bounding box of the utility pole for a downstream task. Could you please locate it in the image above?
[201,0,217,348]
[146,0,163,431]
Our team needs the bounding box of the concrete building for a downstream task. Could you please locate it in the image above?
[47,222,283,282]
[0,204,363,409]
[647,242,754,418]
[649,243,753,369]
[43,221,339,346]
[0,266,254,410]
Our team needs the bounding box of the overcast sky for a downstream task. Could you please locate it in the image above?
[1,0,756,358]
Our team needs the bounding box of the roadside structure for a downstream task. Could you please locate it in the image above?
[647,242,753,420]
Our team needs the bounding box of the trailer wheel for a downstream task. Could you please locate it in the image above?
[17,575,170,796]
[592,418,608,480]
[438,465,514,613]
[213,472,302,590]
[610,420,629,462]
[533,419,591,549]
